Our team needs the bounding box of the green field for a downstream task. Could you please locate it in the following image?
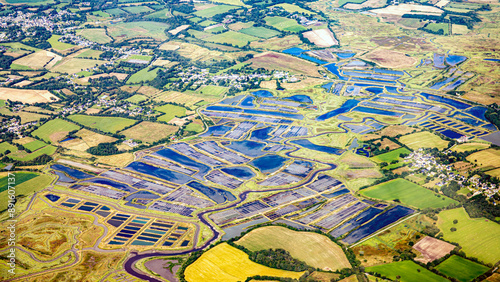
[193,5,237,18]
[125,94,148,104]
[47,35,75,51]
[0,172,38,193]
[360,178,457,209]
[371,147,411,163]
[0,42,40,52]
[107,21,170,41]
[265,16,306,32]
[366,261,449,282]
[90,11,110,18]
[122,5,153,14]
[235,226,351,271]
[127,67,162,84]
[76,49,103,59]
[0,174,53,211]
[155,104,187,122]
[399,131,449,150]
[184,243,304,282]
[68,114,136,133]
[145,8,171,19]
[105,8,128,16]
[197,85,227,96]
[0,142,16,155]
[438,208,500,265]
[424,23,450,35]
[77,29,112,44]
[206,26,226,33]
[239,27,281,39]
[203,31,258,47]
[8,145,57,161]
[435,255,489,282]
[199,20,217,27]
[187,29,212,39]
[127,55,153,62]
[31,119,81,143]
[184,121,204,134]
[24,140,48,151]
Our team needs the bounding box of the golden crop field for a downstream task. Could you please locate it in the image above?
[184,243,304,282]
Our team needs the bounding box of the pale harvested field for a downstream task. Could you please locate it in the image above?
[59,138,90,151]
[260,80,277,89]
[248,52,321,77]
[137,85,162,97]
[13,50,60,69]
[13,80,33,87]
[379,138,401,150]
[79,73,129,83]
[121,121,178,143]
[236,226,350,271]
[435,0,450,7]
[362,49,417,68]
[96,152,134,167]
[159,41,181,51]
[169,25,190,35]
[380,125,416,137]
[344,0,386,9]
[0,87,58,103]
[152,59,178,68]
[153,91,217,106]
[370,4,444,16]
[413,236,456,264]
[340,169,383,179]
[75,128,117,148]
[466,148,500,170]
[303,29,338,47]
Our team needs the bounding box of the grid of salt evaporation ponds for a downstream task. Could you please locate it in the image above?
[108,217,192,247]
[58,197,113,218]
[265,196,324,220]
[209,200,273,225]
[343,118,386,134]
[210,175,344,225]
[164,186,214,208]
[149,201,195,217]
[362,97,447,114]
[296,194,358,225]
[224,121,257,140]
[201,110,295,124]
[418,115,489,138]
[194,141,250,164]
[206,170,243,189]
[258,160,314,186]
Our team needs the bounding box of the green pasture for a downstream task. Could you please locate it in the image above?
[24,140,48,151]
[197,85,227,96]
[8,145,57,161]
[31,119,81,143]
[436,255,489,282]
[145,8,171,19]
[239,27,281,39]
[199,20,217,27]
[438,208,500,265]
[105,8,128,16]
[77,29,112,44]
[127,67,162,84]
[76,49,103,59]
[48,35,75,51]
[371,147,411,163]
[68,114,136,133]
[193,5,237,18]
[360,178,457,209]
[424,23,449,35]
[203,31,258,47]
[155,104,187,122]
[366,261,449,282]
[122,5,153,14]
[0,142,16,155]
[125,94,148,104]
[0,172,38,193]
[338,0,367,6]
[107,21,169,41]
[265,16,306,32]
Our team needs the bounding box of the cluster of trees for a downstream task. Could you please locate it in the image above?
[485,108,500,131]
[86,142,119,155]
[248,249,311,272]
[0,53,14,70]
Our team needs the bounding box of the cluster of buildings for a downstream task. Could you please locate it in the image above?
[405,148,499,199]
[0,10,76,36]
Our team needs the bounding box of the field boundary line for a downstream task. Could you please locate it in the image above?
[349,212,421,248]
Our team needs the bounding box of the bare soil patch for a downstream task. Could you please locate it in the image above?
[362,49,417,68]
[413,236,456,264]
